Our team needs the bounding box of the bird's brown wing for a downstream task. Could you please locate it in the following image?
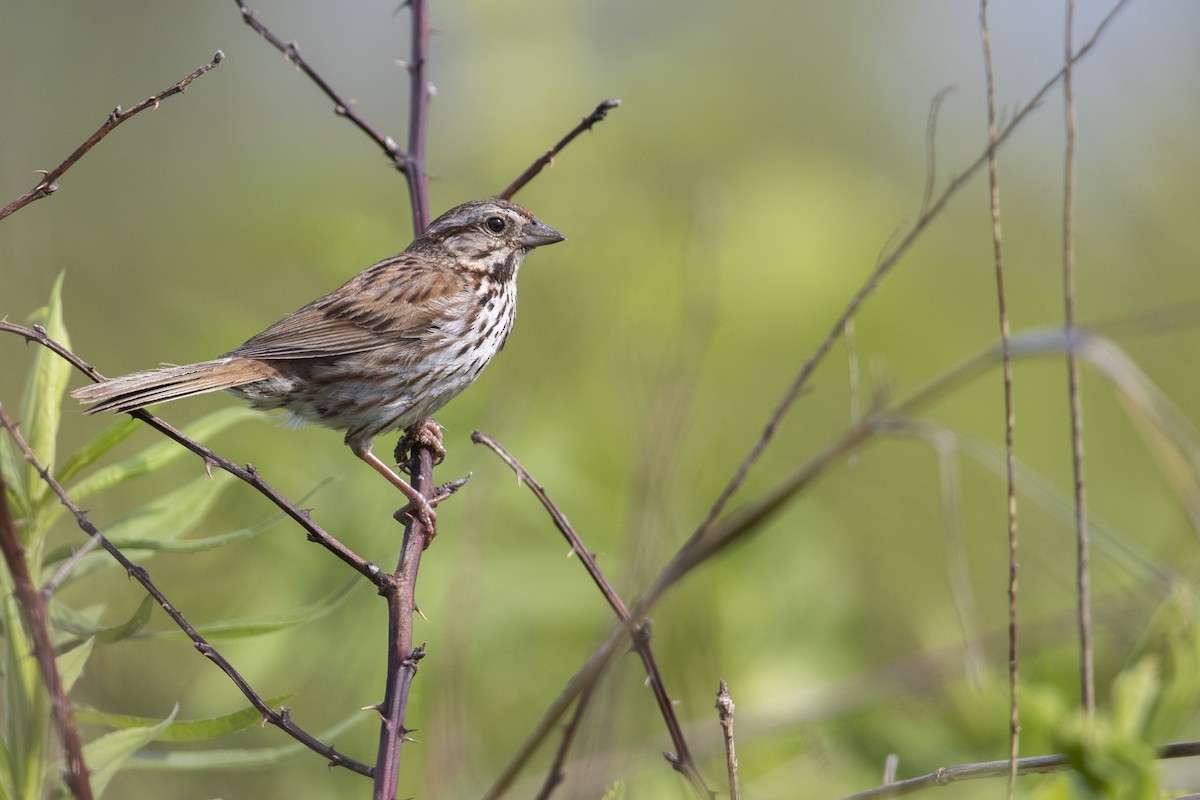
[229,258,470,361]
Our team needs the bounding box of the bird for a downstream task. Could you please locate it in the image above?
[72,198,564,529]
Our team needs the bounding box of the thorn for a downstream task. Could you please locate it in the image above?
[361,703,386,721]
[203,458,217,478]
[414,603,428,623]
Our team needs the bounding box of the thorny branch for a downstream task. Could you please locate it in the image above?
[0,403,373,777]
[0,321,385,586]
[0,52,224,222]
[472,432,709,797]
[499,99,622,202]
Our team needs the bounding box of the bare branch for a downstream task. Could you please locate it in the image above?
[0,403,372,777]
[978,1,1020,791]
[472,431,710,796]
[0,52,224,222]
[499,99,621,201]
[1061,0,1094,717]
[716,681,740,800]
[684,0,1134,559]
[371,420,440,800]
[233,4,404,167]
[0,321,385,586]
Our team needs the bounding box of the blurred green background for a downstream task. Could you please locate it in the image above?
[3,1,1200,797]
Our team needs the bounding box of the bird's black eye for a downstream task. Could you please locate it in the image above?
[485,216,506,234]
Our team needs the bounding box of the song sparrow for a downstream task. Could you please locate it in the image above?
[72,198,564,528]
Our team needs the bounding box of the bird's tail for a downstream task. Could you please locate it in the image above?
[72,358,275,414]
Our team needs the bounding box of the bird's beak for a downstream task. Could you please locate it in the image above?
[519,219,566,248]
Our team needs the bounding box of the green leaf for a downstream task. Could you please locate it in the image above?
[74,695,292,742]
[140,579,358,640]
[55,416,140,487]
[105,471,237,546]
[20,272,71,515]
[64,406,259,506]
[3,592,47,800]
[56,636,96,693]
[53,596,153,645]
[122,712,367,770]
[83,704,177,797]
[0,435,30,522]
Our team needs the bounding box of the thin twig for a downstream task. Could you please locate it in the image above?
[0,403,372,776]
[401,0,432,233]
[1062,0,1094,717]
[844,741,1200,800]
[0,52,224,222]
[978,2,1021,793]
[499,99,621,201]
[0,460,94,800]
[534,676,600,800]
[921,86,957,218]
[471,431,710,797]
[684,0,1132,560]
[0,321,385,586]
[233,4,407,171]
[715,681,740,800]
[39,527,106,600]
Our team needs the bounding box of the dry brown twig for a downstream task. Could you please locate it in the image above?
[716,681,740,800]
[0,52,224,222]
[0,402,372,776]
[1061,0,1094,718]
[472,431,710,797]
[978,1,1021,793]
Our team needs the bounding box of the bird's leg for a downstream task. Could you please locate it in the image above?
[353,447,437,532]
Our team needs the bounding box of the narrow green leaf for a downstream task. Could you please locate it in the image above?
[56,417,140,486]
[83,705,177,797]
[3,593,47,800]
[0,735,17,800]
[56,636,96,693]
[64,406,259,505]
[0,435,31,522]
[106,471,236,546]
[54,596,153,645]
[141,579,358,640]
[122,712,367,770]
[21,272,71,513]
[74,695,292,742]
